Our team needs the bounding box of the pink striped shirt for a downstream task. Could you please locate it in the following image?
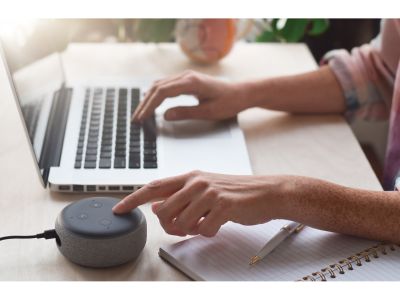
[322,19,400,190]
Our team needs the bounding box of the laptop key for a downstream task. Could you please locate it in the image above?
[129,153,140,160]
[102,135,112,141]
[90,124,100,129]
[116,141,126,147]
[115,150,126,157]
[88,137,98,143]
[143,141,156,148]
[130,136,140,142]
[99,159,111,169]
[129,154,140,161]
[144,149,157,155]
[144,145,156,151]
[84,161,96,169]
[101,145,112,152]
[102,133,111,139]
[86,149,97,155]
[114,157,126,168]
[130,131,140,137]
[129,160,140,169]
[116,145,126,151]
[74,161,81,169]
[85,155,97,162]
[100,152,112,158]
[129,147,140,153]
[144,162,157,169]
[144,154,157,162]
[89,129,99,134]
[131,88,140,101]
[102,136,112,143]
[129,141,140,147]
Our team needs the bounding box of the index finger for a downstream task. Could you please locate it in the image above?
[132,71,196,122]
[137,79,199,121]
[112,173,188,213]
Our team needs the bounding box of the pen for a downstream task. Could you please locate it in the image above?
[249,222,305,265]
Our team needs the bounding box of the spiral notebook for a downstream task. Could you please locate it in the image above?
[159,220,400,281]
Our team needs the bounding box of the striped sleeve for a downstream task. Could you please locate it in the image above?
[321,21,396,121]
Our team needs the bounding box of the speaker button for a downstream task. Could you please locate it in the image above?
[90,202,103,208]
[77,213,88,220]
[99,218,112,226]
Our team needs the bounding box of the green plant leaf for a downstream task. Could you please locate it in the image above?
[271,19,280,35]
[278,19,309,42]
[308,19,329,36]
[256,18,329,44]
[135,19,176,42]
[256,30,278,42]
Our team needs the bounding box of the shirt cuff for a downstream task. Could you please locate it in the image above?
[321,49,360,120]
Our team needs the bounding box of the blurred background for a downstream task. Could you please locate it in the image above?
[0,18,385,179]
[0,19,380,70]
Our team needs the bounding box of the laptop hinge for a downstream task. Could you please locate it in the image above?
[39,86,72,187]
[42,168,50,187]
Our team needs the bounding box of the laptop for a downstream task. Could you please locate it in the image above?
[0,40,252,193]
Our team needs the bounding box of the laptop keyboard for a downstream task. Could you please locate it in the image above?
[74,87,158,170]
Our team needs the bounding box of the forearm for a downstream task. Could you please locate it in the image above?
[274,176,400,243]
[240,65,346,114]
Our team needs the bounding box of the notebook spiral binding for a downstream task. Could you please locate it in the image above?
[299,242,399,281]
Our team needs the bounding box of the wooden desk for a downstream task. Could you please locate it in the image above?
[0,43,382,280]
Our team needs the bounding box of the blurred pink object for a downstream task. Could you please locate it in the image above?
[176,19,237,64]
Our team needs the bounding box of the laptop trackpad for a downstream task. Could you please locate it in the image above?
[158,119,231,139]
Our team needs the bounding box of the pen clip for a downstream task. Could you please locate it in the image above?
[282,223,304,233]
[294,224,305,233]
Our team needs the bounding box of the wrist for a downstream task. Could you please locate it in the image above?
[261,175,302,221]
[232,80,265,111]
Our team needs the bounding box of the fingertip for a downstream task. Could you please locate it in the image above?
[112,200,126,214]
[169,226,187,237]
[131,113,138,122]
[151,201,163,214]
[137,112,144,121]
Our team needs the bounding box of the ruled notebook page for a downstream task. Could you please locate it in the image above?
[159,220,400,281]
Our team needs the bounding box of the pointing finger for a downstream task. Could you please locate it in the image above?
[112,173,187,213]
[132,71,193,122]
[137,79,200,121]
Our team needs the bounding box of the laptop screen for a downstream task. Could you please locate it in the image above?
[0,20,66,184]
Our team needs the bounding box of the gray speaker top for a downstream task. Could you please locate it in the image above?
[60,197,141,239]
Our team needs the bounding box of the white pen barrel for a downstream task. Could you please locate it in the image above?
[257,221,301,258]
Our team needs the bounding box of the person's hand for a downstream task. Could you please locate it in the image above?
[112,171,286,237]
[132,70,249,122]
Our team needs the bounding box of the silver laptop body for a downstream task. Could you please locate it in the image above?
[0,42,252,193]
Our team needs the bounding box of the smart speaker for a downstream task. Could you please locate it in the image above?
[55,197,147,268]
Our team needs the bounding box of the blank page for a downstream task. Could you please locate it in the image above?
[159,220,400,281]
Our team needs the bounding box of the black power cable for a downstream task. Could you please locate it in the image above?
[0,229,59,242]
